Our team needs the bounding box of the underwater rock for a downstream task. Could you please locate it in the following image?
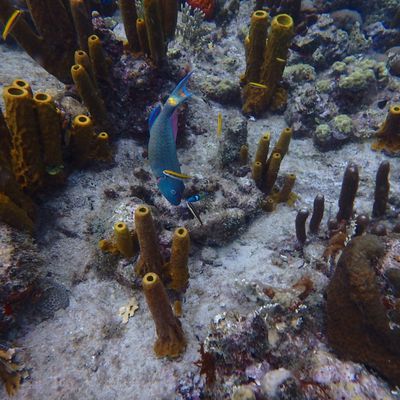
[0,225,41,334]
[365,22,400,52]
[330,9,362,32]
[218,115,247,167]
[199,75,241,105]
[387,46,400,76]
[291,14,350,70]
[326,234,400,387]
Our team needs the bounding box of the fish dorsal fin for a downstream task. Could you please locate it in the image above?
[148,104,162,131]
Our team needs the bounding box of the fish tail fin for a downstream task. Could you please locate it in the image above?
[170,71,194,104]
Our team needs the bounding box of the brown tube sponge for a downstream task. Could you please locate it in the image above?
[70,0,93,53]
[33,93,63,172]
[336,163,359,222]
[243,10,269,83]
[168,227,190,292]
[3,86,44,193]
[144,0,165,66]
[143,272,186,358]
[309,194,324,234]
[295,208,309,245]
[135,205,164,277]
[372,161,390,218]
[71,64,107,128]
[136,18,150,55]
[119,0,141,52]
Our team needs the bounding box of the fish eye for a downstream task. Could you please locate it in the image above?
[171,189,176,195]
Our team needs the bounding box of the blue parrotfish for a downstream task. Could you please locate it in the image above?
[148,71,194,205]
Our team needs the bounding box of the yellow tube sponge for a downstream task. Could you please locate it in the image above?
[74,50,95,84]
[33,93,63,174]
[118,0,140,52]
[252,160,263,188]
[254,132,270,166]
[168,227,190,292]
[70,114,96,165]
[11,79,32,97]
[263,152,282,194]
[143,272,186,358]
[114,221,135,259]
[135,205,164,277]
[0,0,77,83]
[243,10,269,84]
[136,18,150,55]
[88,35,110,86]
[3,86,44,193]
[0,105,12,167]
[273,127,292,159]
[144,0,165,66]
[242,14,294,115]
[70,0,93,53]
[95,132,112,161]
[71,64,107,128]
[160,0,178,41]
[278,173,296,203]
[0,193,34,233]
[372,105,400,155]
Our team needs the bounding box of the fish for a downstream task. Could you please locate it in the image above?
[148,71,194,205]
[163,170,192,180]
[186,192,207,203]
[248,82,268,89]
[186,201,203,225]
[2,10,23,41]
[217,112,222,138]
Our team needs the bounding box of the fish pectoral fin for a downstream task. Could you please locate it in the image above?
[162,169,192,180]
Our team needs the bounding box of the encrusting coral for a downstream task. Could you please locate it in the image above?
[372,104,400,155]
[143,272,186,358]
[242,13,294,115]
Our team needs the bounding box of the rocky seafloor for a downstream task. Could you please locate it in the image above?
[1,0,400,399]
